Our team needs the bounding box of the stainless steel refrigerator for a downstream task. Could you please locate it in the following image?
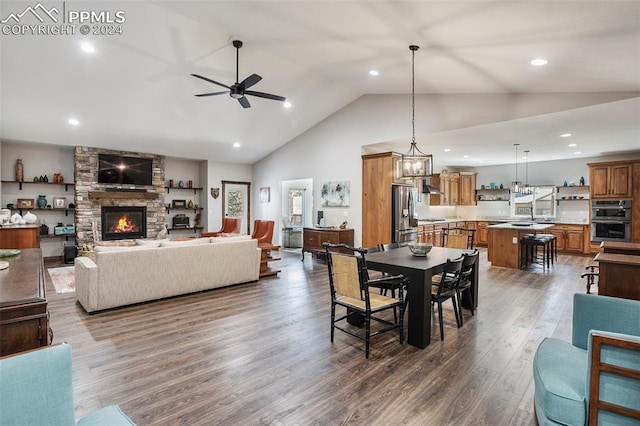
[392,184,418,245]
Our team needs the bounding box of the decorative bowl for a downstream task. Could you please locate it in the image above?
[408,243,433,256]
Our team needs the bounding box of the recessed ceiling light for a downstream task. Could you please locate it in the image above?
[560,133,572,138]
[233,142,240,148]
[443,148,451,152]
[463,155,469,158]
[478,160,484,164]
[283,101,292,109]
[369,70,379,76]
[80,42,95,53]
[574,151,582,155]
[568,143,577,147]
[530,58,548,66]
[68,118,79,126]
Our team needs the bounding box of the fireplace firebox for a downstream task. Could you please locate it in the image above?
[101,206,147,240]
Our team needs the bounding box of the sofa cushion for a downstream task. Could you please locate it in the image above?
[533,337,587,425]
[135,239,162,247]
[160,237,211,247]
[95,245,152,253]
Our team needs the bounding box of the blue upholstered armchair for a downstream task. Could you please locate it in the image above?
[0,343,134,425]
[533,293,640,425]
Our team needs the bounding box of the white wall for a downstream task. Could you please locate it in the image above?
[205,161,252,233]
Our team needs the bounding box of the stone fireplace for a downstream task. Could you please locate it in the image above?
[101,206,147,240]
[74,147,165,248]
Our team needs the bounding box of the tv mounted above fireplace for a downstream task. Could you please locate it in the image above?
[98,154,153,186]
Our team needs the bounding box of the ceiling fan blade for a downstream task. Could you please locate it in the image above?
[191,73,230,89]
[245,90,286,102]
[238,73,262,91]
[195,91,229,97]
[238,96,251,108]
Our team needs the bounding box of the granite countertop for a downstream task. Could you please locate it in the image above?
[488,222,555,231]
[417,218,588,226]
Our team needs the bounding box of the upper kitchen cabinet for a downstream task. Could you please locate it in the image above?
[437,171,477,206]
[588,161,633,199]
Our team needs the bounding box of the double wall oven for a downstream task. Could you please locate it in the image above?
[591,200,632,243]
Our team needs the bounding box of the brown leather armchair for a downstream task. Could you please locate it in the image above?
[251,220,274,244]
[202,217,242,237]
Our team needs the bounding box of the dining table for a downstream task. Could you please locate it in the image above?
[365,246,479,349]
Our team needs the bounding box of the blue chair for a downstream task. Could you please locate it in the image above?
[0,343,135,425]
[533,293,640,425]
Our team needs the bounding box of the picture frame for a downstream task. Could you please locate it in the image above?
[172,199,186,208]
[260,187,270,203]
[17,198,34,209]
[53,197,67,209]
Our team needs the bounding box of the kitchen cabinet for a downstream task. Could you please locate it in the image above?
[476,221,489,246]
[437,172,476,206]
[588,162,632,199]
[547,224,587,254]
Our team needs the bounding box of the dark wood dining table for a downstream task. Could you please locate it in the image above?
[365,246,479,349]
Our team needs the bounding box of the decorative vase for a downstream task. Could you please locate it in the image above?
[23,211,37,224]
[37,195,47,209]
[15,159,24,182]
[187,200,194,209]
[579,176,585,186]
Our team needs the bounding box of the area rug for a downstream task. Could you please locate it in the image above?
[48,266,75,294]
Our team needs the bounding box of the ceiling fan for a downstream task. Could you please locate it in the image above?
[191,40,286,109]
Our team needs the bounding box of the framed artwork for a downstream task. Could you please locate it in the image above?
[53,197,67,209]
[320,181,350,207]
[17,198,34,209]
[172,199,186,208]
[260,187,270,203]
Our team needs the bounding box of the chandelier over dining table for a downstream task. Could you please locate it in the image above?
[401,44,433,178]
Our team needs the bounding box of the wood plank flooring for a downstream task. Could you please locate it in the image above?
[45,248,591,425]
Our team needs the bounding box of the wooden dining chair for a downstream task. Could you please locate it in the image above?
[441,227,475,249]
[454,249,479,326]
[324,242,405,358]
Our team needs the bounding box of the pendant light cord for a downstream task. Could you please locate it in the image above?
[412,47,416,145]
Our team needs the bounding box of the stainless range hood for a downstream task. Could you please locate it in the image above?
[417,178,441,194]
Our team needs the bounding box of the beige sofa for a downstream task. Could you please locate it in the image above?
[75,236,261,313]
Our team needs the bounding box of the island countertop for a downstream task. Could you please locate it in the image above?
[488,223,554,231]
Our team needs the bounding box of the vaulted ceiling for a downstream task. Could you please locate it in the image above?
[1,1,639,166]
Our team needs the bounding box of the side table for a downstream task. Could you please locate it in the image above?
[258,243,281,278]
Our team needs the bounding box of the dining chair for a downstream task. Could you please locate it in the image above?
[581,263,599,294]
[324,242,405,358]
[431,256,464,340]
[380,242,400,251]
[454,249,479,326]
[251,220,275,244]
[441,227,475,249]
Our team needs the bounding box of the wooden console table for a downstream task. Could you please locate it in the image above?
[258,243,281,278]
[302,227,354,260]
[0,248,50,356]
[0,225,41,249]
[593,252,640,301]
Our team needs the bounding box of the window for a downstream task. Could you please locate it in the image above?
[511,186,556,219]
[288,189,305,226]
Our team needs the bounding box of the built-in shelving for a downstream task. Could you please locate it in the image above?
[165,186,202,195]
[476,188,510,202]
[556,185,589,205]
[1,180,74,192]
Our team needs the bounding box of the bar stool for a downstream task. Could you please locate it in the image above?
[521,234,554,271]
[535,233,557,265]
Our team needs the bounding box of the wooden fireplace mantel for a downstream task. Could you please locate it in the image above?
[88,191,159,200]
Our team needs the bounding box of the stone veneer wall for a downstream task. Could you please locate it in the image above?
[74,146,165,248]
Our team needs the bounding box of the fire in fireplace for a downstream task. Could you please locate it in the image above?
[101,206,147,240]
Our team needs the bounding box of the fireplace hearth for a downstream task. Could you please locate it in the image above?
[101,206,147,240]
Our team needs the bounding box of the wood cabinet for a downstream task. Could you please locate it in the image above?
[588,162,632,199]
[476,222,489,246]
[302,228,354,259]
[547,224,587,254]
[437,172,476,206]
[362,152,404,248]
[0,225,40,249]
[0,249,50,356]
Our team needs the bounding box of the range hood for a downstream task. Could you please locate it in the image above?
[418,178,441,194]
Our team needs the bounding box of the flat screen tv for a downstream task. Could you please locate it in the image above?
[98,154,153,186]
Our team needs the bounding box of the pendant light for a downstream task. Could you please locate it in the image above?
[401,45,433,178]
[522,150,533,194]
[511,143,522,193]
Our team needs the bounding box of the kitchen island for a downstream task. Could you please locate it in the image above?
[488,222,554,269]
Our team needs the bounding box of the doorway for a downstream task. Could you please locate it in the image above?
[222,180,251,235]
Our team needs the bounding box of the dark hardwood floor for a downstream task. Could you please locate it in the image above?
[45,248,591,425]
